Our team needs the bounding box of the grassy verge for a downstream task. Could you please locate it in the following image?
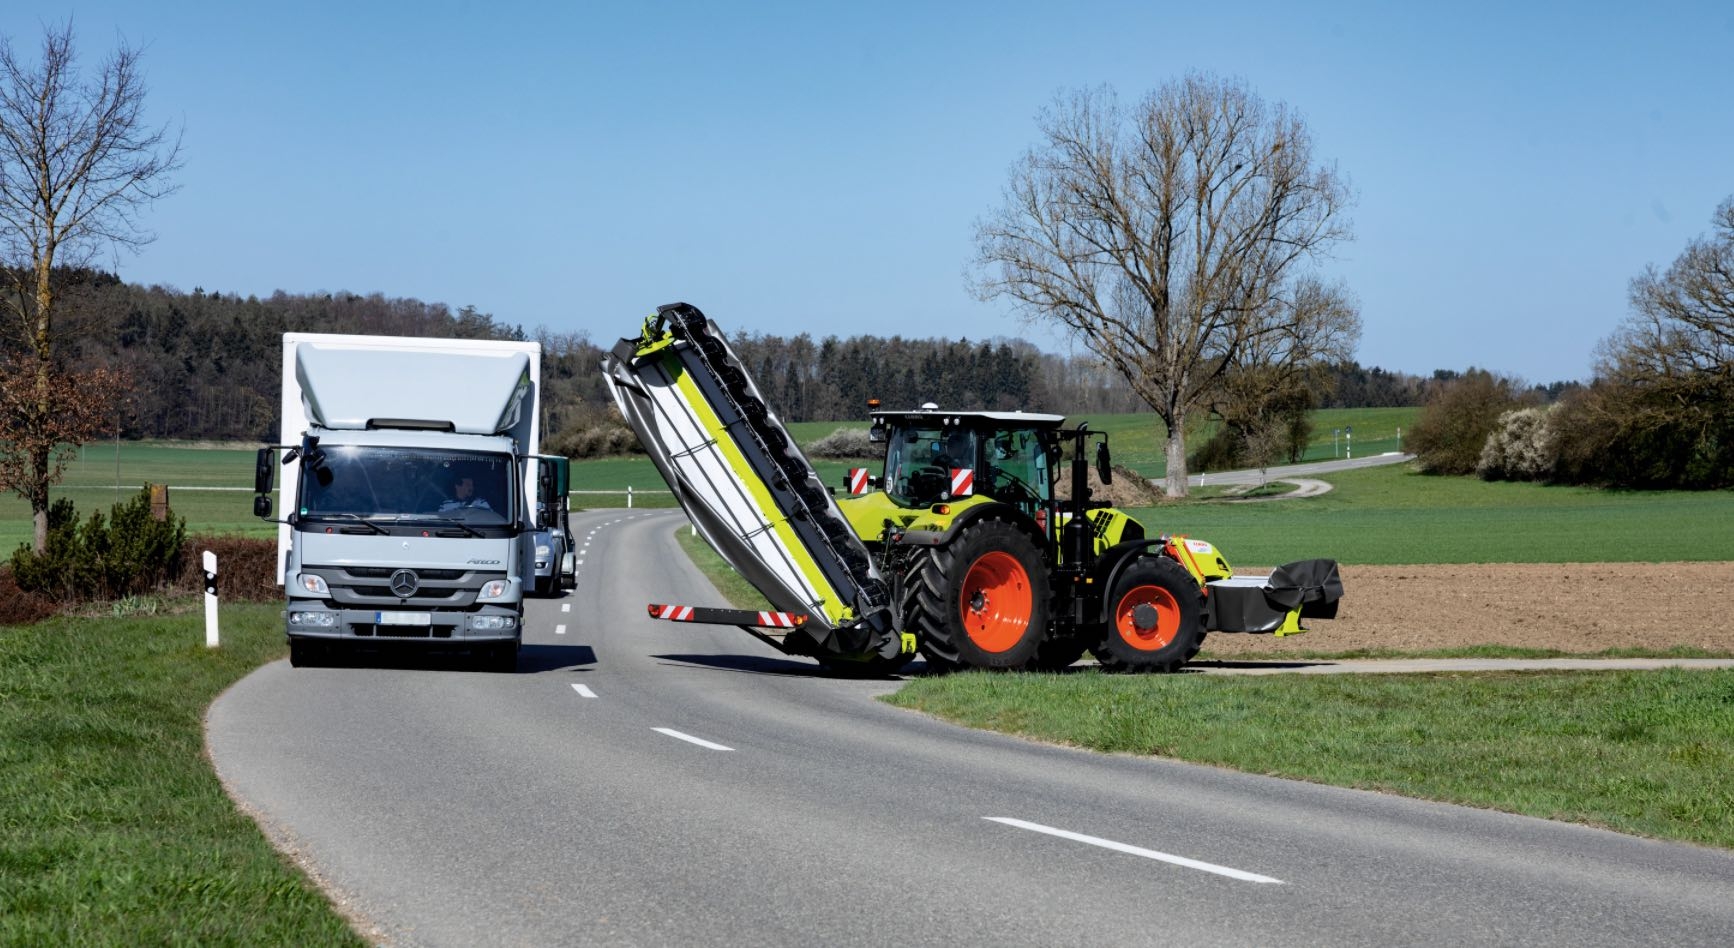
[0,603,363,944]
[885,670,1734,848]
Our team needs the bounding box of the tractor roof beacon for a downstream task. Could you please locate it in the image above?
[604,302,1344,675]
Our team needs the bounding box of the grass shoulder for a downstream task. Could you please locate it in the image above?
[883,669,1734,848]
[0,602,363,944]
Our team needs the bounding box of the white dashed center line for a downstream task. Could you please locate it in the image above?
[652,728,734,751]
[984,817,1282,884]
[555,624,567,635]
[571,683,597,698]
[561,603,571,612]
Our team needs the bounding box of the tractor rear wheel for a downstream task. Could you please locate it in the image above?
[1030,632,1091,671]
[1090,556,1205,673]
[905,518,1049,671]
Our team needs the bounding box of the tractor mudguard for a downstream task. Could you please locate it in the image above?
[602,303,901,661]
[884,500,1040,550]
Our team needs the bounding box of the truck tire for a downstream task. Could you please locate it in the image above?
[288,638,322,668]
[1090,555,1205,672]
[483,641,518,673]
[905,518,1049,671]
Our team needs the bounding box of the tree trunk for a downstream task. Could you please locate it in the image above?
[30,443,50,553]
[1163,413,1189,498]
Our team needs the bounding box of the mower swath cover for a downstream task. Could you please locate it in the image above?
[602,303,900,661]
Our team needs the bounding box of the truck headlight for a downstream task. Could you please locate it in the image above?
[297,574,329,595]
[470,614,518,631]
[288,610,337,627]
[479,579,508,599]
[536,544,552,557]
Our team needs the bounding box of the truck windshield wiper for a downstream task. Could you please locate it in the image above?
[306,512,386,534]
[429,518,484,538]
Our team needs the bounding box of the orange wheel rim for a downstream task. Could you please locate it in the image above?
[1114,585,1180,651]
[958,551,1033,653]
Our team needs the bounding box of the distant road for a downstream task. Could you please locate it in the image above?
[1188,452,1415,487]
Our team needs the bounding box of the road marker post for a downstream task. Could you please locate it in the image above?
[202,550,219,648]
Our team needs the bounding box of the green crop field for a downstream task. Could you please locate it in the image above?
[1125,463,1734,565]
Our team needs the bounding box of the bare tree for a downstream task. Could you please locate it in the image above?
[1608,196,1734,380]
[974,74,1357,495]
[0,22,179,552]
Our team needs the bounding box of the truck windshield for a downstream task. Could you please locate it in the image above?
[298,447,513,524]
[885,426,977,506]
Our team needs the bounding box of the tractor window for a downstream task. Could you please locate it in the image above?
[983,428,1048,514]
[885,426,977,506]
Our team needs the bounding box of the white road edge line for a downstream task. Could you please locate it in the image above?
[984,817,1282,884]
[653,727,734,751]
[571,683,597,698]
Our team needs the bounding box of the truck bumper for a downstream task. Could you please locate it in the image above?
[285,604,522,643]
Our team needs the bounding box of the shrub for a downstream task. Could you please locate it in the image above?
[10,487,187,602]
[1550,374,1734,489]
[1477,406,1557,481]
[806,427,879,459]
[172,534,281,603]
[1407,370,1531,475]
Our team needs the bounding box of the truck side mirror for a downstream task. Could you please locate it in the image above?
[253,494,273,518]
[1096,440,1113,485]
[255,448,276,493]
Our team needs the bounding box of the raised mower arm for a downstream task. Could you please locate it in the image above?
[603,303,906,664]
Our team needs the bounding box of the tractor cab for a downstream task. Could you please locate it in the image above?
[861,407,1067,526]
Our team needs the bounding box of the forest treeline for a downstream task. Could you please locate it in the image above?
[26,271,1556,452]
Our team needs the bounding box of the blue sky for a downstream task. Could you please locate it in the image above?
[7,1,1732,383]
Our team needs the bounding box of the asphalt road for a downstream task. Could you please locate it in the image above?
[207,508,1734,946]
[1187,452,1416,487]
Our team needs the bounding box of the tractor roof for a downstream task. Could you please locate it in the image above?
[871,407,1068,430]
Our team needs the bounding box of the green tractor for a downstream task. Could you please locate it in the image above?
[605,302,1340,675]
[835,406,1341,673]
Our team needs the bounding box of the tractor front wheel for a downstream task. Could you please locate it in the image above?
[1090,556,1206,672]
[905,518,1050,671]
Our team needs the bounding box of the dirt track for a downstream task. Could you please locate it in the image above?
[1204,562,1734,656]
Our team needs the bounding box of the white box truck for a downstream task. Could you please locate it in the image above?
[252,332,568,670]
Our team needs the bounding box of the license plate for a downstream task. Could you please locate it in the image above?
[376,611,432,627]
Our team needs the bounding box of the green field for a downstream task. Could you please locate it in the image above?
[1127,463,1734,565]
[0,603,362,943]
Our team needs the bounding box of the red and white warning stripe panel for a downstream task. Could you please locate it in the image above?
[648,603,809,628]
[950,467,974,496]
[848,468,870,495]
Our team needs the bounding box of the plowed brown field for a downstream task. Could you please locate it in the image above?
[1204,562,1734,656]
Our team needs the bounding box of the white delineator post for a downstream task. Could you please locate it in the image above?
[202,550,219,648]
